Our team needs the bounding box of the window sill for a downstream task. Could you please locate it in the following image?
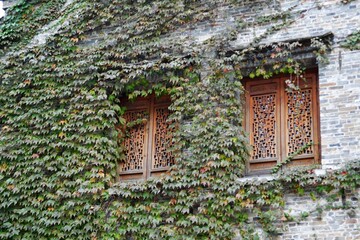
[236,168,327,184]
[236,174,275,184]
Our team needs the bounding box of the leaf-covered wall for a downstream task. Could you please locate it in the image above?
[0,0,359,239]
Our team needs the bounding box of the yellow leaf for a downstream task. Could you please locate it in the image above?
[24,79,31,85]
[59,120,67,125]
[71,37,79,43]
[58,132,65,139]
[0,163,7,172]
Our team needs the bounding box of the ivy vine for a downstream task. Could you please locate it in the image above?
[341,29,360,50]
[0,0,359,239]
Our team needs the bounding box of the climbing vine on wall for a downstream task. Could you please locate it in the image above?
[0,0,359,239]
[0,0,66,54]
[341,29,360,50]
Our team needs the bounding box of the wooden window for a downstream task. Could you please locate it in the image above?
[244,72,320,174]
[118,95,175,180]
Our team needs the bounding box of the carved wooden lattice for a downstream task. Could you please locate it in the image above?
[153,107,175,169]
[245,73,319,173]
[286,89,313,155]
[119,95,174,179]
[122,110,147,171]
[251,94,277,159]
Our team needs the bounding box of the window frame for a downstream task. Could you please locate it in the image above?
[243,70,321,174]
[117,95,174,181]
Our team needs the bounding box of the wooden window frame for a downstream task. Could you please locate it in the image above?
[118,95,174,181]
[244,71,321,174]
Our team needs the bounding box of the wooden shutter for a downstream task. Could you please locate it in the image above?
[119,97,150,180]
[245,72,320,174]
[246,79,281,173]
[150,96,175,177]
[119,95,174,180]
[282,74,320,167]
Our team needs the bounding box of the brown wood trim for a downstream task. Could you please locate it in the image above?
[311,71,321,165]
[150,167,170,173]
[146,97,155,179]
[119,170,144,175]
[249,158,279,163]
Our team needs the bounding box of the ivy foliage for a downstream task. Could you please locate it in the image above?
[341,29,360,50]
[0,0,66,54]
[0,0,359,239]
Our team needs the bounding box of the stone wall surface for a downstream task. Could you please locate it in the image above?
[279,189,360,240]
[232,189,360,240]
[319,49,360,168]
[2,0,359,239]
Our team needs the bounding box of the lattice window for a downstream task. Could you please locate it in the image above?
[119,95,174,180]
[251,94,278,160]
[122,110,147,172]
[153,107,175,169]
[245,73,320,174]
[286,89,314,156]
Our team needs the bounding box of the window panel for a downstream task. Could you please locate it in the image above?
[119,95,173,180]
[251,93,278,160]
[152,106,175,170]
[245,73,320,174]
[121,110,147,172]
[286,89,314,156]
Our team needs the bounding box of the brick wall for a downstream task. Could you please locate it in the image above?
[231,187,359,240]
[319,49,360,168]
[280,189,360,239]
[6,0,359,239]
